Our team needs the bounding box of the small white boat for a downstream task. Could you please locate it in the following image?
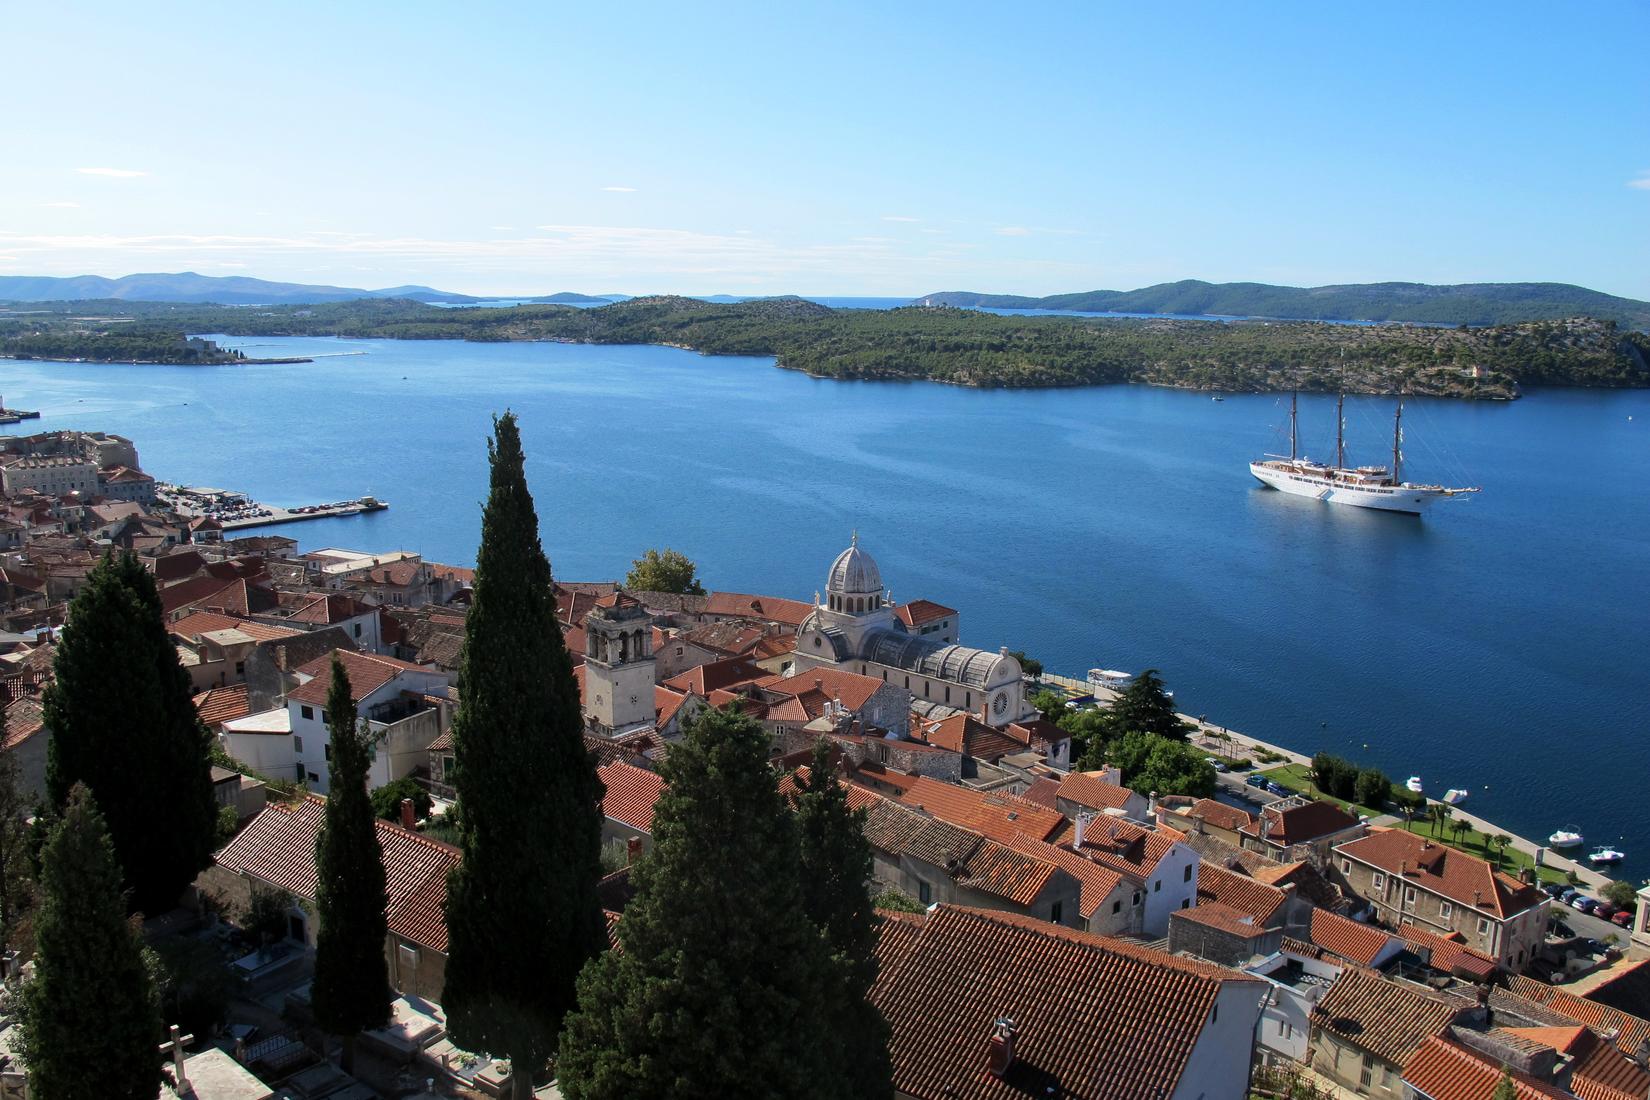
[1406,776,1424,794]
[1588,846,1625,865]
[1442,789,1469,805]
[1549,827,1585,849]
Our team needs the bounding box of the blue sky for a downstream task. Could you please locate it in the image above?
[3,1,1646,297]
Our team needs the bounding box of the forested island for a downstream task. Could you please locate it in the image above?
[5,296,1648,397]
[0,323,254,365]
[921,279,1650,329]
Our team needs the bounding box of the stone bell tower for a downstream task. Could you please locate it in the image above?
[584,595,655,737]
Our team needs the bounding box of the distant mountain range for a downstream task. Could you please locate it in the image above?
[0,272,620,307]
[917,280,1650,329]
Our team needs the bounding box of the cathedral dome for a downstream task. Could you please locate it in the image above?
[827,537,882,597]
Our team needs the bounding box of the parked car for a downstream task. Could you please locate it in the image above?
[1593,902,1618,920]
[1570,896,1598,914]
[1267,781,1290,796]
[1542,882,1569,899]
[1559,887,1582,904]
[1205,757,1229,773]
[1246,774,1270,789]
[1612,910,1635,928]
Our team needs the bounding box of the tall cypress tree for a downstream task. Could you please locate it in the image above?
[43,552,217,914]
[0,748,35,949]
[19,784,161,1100]
[442,413,606,1100]
[794,739,893,1100]
[311,657,391,1073]
[557,705,834,1099]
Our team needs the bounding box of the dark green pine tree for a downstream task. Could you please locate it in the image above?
[311,657,391,1073]
[1106,668,1191,742]
[442,413,606,1100]
[0,747,36,949]
[19,784,161,1100]
[43,551,217,915]
[794,739,893,1100]
[557,705,834,1100]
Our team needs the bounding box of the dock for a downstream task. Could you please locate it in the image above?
[156,483,388,531]
[0,408,41,425]
[220,499,389,530]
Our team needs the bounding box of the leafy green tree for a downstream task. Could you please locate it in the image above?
[0,748,36,949]
[370,775,432,822]
[1353,767,1391,810]
[1601,880,1638,909]
[443,414,607,1100]
[871,888,925,914]
[558,705,833,1099]
[1029,689,1067,723]
[794,740,893,1100]
[1107,731,1216,798]
[1006,649,1042,679]
[1491,1069,1517,1100]
[43,552,217,914]
[623,548,705,595]
[19,785,161,1100]
[311,657,391,1073]
[1106,669,1191,742]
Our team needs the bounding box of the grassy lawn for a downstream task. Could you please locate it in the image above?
[1256,764,1572,887]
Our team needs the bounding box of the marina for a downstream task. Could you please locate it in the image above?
[155,482,388,530]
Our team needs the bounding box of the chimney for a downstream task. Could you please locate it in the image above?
[627,835,643,864]
[814,677,824,692]
[399,798,416,830]
[986,1017,1016,1078]
[1074,812,1088,850]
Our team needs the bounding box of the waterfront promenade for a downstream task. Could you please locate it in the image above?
[1038,671,1617,894]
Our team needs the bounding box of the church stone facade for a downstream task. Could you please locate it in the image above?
[793,539,1031,728]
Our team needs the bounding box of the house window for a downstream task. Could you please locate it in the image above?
[918,881,931,905]
[1439,902,1453,920]
[1112,899,1121,915]
[324,744,332,760]
[1403,887,1416,909]
[398,943,419,972]
[1183,864,1192,883]
[235,661,245,677]
[1050,901,1062,924]
[1477,917,1491,935]
[353,623,362,638]
[1133,891,1142,905]
[293,735,303,754]
[944,686,950,703]
[1180,899,1190,909]
[1341,859,1352,874]
[965,692,971,707]
[904,676,910,689]
[1153,880,1160,893]
[301,705,314,721]
[1372,872,1385,890]
[307,770,320,783]
[320,710,328,724]
[675,646,684,656]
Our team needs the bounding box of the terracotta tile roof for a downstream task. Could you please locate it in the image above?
[1196,863,1287,926]
[1569,1028,1650,1100]
[287,648,431,706]
[661,656,765,696]
[1402,1035,1574,1100]
[151,550,208,583]
[1184,797,1256,833]
[654,685,692,729]
[1398,922,1500,981]
[1003,717,1068,750]
[752,634,795,660]
[1308,908,1404,968]
[757,667,886,713]
[1242,797,1362,848]
[427,730,452,752]
[1055,771,1138,815]
[1004,834,1122,919]
[1252,858,1344,911]
[892,599,956,628]
[170,610,302,644]
[893,777,1066,847]
[1501,1024,1591,1055]
[214,796,459,953]
[1,697,44,751]
[1311,967,1468,1065]
[912,712,1023,760]
[703,591,813,628]
[678,619,769,658]
[582,732,659,769]
[872,905,1256,1100]
[1071,818,1184,882]
[160,574,243,617]
[1020,777,1060,809]
[1584,960,1650,1023]
[1172,901,1273,939]
[427,562,474,586]
[1335,828,1547,920]
[597,761,666,834]
[1504,974,1650,1055]
[282,592,372,626]
[193,683,251,729]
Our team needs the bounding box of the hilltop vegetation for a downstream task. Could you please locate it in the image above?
[922,279,1650,329]
[6,296,1649,398]
[0,316,246,364]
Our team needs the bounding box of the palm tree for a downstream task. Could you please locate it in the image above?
[1491,833,1513,868]
[1430,803,1453,837]
[1452,818,1472,849]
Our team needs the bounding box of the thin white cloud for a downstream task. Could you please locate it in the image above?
[76,167,147,178]
[601,186,638,193]
[40,201,80,209]
[1628,172,1650,191]
[881,215,920,223]
[995,226,1031,236]
[490,225,517,230]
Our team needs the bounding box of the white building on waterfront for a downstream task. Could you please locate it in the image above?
[792,537,1033,728]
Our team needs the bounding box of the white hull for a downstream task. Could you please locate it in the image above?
[1250,462,1451,514]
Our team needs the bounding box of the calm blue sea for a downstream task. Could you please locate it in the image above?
[6,337,1647,858]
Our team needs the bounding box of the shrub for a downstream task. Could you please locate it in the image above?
[369,776,432,822]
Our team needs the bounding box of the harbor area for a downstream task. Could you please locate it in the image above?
[156,482,388,530]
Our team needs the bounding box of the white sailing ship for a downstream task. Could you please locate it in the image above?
[1249,391,1479,515]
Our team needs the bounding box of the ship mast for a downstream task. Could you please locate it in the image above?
[1392,395,1404,485]
[1334,391,1345,474]
[1289,388,1298,460]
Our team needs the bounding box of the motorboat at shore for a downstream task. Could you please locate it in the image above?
[1442,788,1469,805]
[1548,826,1585,849]
[1588,846,1626,865]
[1406,776,1424,794]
